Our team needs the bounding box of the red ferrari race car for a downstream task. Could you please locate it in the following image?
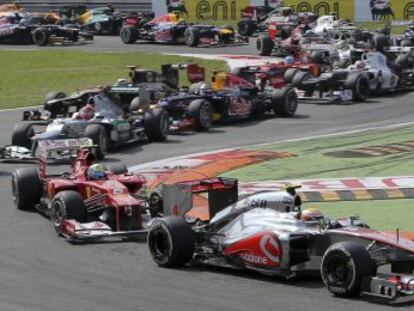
[120,11,248,47]
[232,55,328,92]
[148,177,414,302]
[11,139,154,242]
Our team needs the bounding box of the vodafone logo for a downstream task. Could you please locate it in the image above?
[259,235,280,263]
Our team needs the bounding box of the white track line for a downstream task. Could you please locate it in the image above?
[129,120,414,172]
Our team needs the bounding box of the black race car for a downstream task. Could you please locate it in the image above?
[108,63,203,113]
[0,12,93,45]
[120,12,248,47]
[156,67,298,132]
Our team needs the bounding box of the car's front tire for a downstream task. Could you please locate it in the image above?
[148,217,194,267]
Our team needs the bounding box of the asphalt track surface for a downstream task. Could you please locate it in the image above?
[1,37,414,311]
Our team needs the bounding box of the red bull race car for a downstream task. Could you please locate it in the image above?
[148,177,414,302]
[120,12,248,47]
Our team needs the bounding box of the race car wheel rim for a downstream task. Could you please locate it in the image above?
[199,103,213,128]
[99,130,108,156]
[160,112,169,138]
[285,93,297,114]
[186,31,194,46]
[149,225,171,262]
[357,78,370,100]
[324,254,352,287]
[52,200,65,229]
[11,177,19,207]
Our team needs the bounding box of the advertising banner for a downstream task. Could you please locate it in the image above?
[153,0,251,24]
[152,0,414,23]
[355,0,414,22]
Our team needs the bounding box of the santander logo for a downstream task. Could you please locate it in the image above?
[223,231,281,267]
[259,235,280,263]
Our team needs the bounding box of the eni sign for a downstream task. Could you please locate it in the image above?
[153,0,250,23]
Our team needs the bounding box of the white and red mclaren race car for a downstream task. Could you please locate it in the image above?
[148,177,414,301]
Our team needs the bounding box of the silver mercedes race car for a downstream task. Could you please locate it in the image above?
[148,177,414,302]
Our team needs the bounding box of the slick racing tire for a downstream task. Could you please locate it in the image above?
[51,190,87,235]
[271,87,298,117]
[120,25,138,44]
[344,74,370,102]
[284,68,300,84]
[130,96,142,112]
[43,91,67,117]
[372,33,390,52]
[321,241,376,297]
[144,108,169,142]
[256,34,274,56]
[11,123,35,150]
[238,20,256,37]
[148,216,195,267]
[280,26,292,40]
[395,53,414,69]
[12,168,42,211]
[32,28,50,46]
[149,191,163,217]
[185,27,201,47]
[85,124,108,160]
[291,71,312,88]
[188,99,213,131]
[104,163,128,175]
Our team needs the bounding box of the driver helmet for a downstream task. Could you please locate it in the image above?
[299,208,326,226]
[87,163,105,180]
[284,55,295,65]
[77,103,95,120]
[198,82,213,95]
[355,60,366,70]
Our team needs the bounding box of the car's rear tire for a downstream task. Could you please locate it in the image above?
[149,191,163,217]
[321,241,376,297]
[291,71,312,88]
[238,20,256,36]
[395,53,414,69]
[104,163,128,175]
[185,28,201,47]
[51,190,87,235]
[148,216,195,267]
[188,99,213,131]
[372,33,390,52]
[272,87,298,117]
[84,124,108,160]
[120,25,138,44]
[11,123,34,149]
[130,96,142,112]
[284,68,299,84]
[32,28,49,46]
[11,168,42,211]
[256,34,274,56]
[344,74,370,102]
[144,108,169,141]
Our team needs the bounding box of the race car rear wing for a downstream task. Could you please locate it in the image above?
[38,138,94,178]
[162,177,238,219]
[126,63,205,90]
